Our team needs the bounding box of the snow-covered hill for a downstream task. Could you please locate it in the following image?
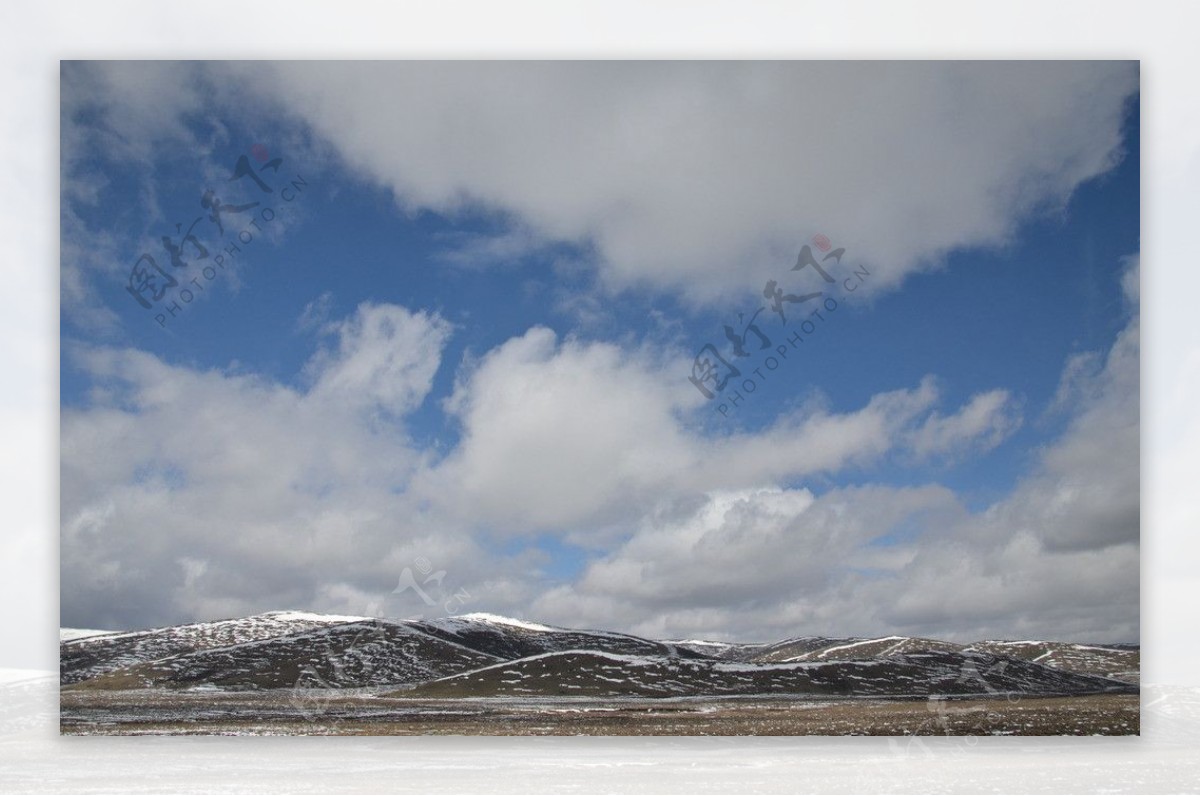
[965,640,1140,684]
[72,620,500,690]
[60,612,1139,698]
[397,648,1135,699]
[417,613,711,662]
[60,611,372,684]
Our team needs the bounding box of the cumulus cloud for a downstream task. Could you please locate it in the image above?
[305,302,453,415]
[530,484,965,638]
[418,328,1020,535]
[56,62,1139,642]
[422,327,699,531]
[226,60,1136,304]
[1006,257,1139,553]
[528,259,1140,643]
[60,62,1136,317]
[61,300,1033,631]
[60,304,460,629]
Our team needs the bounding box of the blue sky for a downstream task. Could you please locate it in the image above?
[60,62,1139,642]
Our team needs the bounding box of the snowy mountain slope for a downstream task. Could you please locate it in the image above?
[964,641,1140,684]
[68,620,501,691]
[396,648,1137,699]
[672,635,966,664]
[767,636,966,663]
[666,639,747,657]
[59,612,1140,698]
[60,611,371,685]
[413,614,712,662]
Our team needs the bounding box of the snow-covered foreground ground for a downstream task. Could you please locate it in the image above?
[3,671,1199,792]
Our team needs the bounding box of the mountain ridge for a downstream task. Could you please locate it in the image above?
[61,611,1140,698]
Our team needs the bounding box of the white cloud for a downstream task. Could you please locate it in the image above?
[225,61,1136,305]
[60,60,207,168]
[531,483,966,640]
[1005,260,1139,553]
[422,327,698,531]
[54,61,1140,641]
[60,300,1038,633]
[527,263,1140,642]
[419,329,1015,535]
[906,388,1022,460]
[432,226,550,271]
[60,62,1137,316]
[296,291,334,332]
[59,304,458,629]
[305,302,453,415]
[58,62,322,338]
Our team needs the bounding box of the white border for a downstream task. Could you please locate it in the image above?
[4,1,1198,792]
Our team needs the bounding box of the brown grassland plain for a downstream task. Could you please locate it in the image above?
[60,690,1139,736]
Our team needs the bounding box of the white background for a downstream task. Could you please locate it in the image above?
[2,1,1198,792]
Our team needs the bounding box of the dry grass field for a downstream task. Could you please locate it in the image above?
[60,690,1138,736]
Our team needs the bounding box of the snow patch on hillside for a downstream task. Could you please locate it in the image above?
[259,610,374,623]
[446,613,559,632]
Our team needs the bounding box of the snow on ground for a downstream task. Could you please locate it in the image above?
[0,668,55,685]
[429,648,663,678]
[445,613,559,632]
[810,636,907,658]
[259,611,374,623]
